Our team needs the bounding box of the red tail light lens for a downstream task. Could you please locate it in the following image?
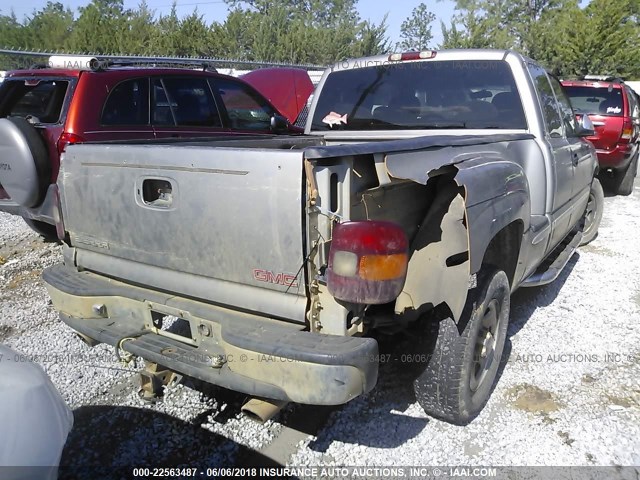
[620,119,633,141]
[51,184,65,241]
[327,221,409,304]
[57,132,85,155]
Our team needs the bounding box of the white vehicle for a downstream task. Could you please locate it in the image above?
[0,344,73,480]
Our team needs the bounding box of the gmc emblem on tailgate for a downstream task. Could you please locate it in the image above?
[253,269,299,288]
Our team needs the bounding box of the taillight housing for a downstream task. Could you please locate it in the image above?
[327,221,409,304]
[620,118,633,141]
[57,132,84,155]
[51,184,65,241]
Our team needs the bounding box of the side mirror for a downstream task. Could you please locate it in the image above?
[270,114,289,133]
[575,114,595,137]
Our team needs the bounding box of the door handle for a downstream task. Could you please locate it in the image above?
[571,152,579,166]
[141,178,173,208]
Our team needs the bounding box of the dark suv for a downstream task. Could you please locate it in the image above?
[562,77,640,195]
[0,56,301,238]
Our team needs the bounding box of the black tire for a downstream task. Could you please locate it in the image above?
[579,178,604,246]
[23,217,58,241]
[413,268,510,424]
[0,117,50,207]
[614,154,638,196]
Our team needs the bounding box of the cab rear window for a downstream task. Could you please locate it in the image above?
[311,60,526,131]
[0,79,69,123]
[563,86,624,116]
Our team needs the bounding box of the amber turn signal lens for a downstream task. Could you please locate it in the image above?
[359,253,408,281]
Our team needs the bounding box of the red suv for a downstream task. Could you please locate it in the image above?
[562,77,640,195]
[0,56,303,238]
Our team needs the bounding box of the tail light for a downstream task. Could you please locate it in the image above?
[388,51,436,62]
[327,221,409,304]
[620,119,633,141]
[57,132,84,155]
[51,184,66,241]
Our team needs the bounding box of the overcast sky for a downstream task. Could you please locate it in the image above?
[0,0,458,47]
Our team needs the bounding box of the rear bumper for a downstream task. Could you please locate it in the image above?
[595,143,638,170]
[43,264,378,405]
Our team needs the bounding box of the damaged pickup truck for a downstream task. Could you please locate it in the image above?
[43,49,603,424]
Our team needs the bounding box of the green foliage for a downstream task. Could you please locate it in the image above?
[0,0,637,76]
[397,3,436,51]
[67,0,127,53]
[440,0,640,77]
[575,0,640,78]
[26,2,75,51]
[0,0,388,66]
[213,0,389,63]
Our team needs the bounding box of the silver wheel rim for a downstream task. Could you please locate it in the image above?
[470,298,499,392]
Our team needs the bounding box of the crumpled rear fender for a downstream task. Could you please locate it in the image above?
[385,143,530,322]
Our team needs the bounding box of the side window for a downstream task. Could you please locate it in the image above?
[212,79,274,130]
[527,63,563,138]
[626,86,639,120]
[548,75,577,136]
[152,79,175,126]
[156,77,221,127]
[102,78,149,126]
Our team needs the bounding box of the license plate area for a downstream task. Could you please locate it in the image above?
[145,302,197,346]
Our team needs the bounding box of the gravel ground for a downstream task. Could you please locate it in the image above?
[1,180,639,477]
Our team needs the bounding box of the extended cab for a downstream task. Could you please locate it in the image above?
[42,50,603,424]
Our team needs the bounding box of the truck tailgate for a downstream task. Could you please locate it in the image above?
[59,143,307,322]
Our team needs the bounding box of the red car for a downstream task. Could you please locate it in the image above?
[562,77,640,195]
[0,56,305,238]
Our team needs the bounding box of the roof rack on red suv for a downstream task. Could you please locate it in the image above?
[562,76,640,195]
[0,55,311,238]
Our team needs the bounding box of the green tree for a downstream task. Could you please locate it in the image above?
[397,3,436,51]
[174,10,211,56]
[67,0,127,53]
[217,0,388,64]
[525,0,584,76]
[575,0,640,78]
[0,0,388,66]
[353,17,390,57]
[439,0,640,78]
[121,1,156,55]
[208,9,254,60]
[153,5,181,55]
[0,11,32,69]
[23,2,74,51]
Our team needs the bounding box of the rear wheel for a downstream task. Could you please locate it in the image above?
[23,217,58,241]
[579,178,604,246]
[413,268,510,424]
[614,154,638,196]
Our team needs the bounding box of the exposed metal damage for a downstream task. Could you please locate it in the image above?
[305,144,486,327]
[394,187,470,323]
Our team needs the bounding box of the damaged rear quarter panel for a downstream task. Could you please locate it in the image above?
[385,141,531,321]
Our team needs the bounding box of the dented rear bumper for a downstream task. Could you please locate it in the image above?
[43,264,378,405]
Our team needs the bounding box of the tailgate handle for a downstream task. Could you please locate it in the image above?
[141,178,173,208]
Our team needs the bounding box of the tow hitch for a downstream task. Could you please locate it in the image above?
[137,362,182,403]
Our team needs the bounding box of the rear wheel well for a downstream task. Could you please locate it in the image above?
[480,220,523,288]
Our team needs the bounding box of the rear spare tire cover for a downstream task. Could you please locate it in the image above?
[0,117,51,207]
